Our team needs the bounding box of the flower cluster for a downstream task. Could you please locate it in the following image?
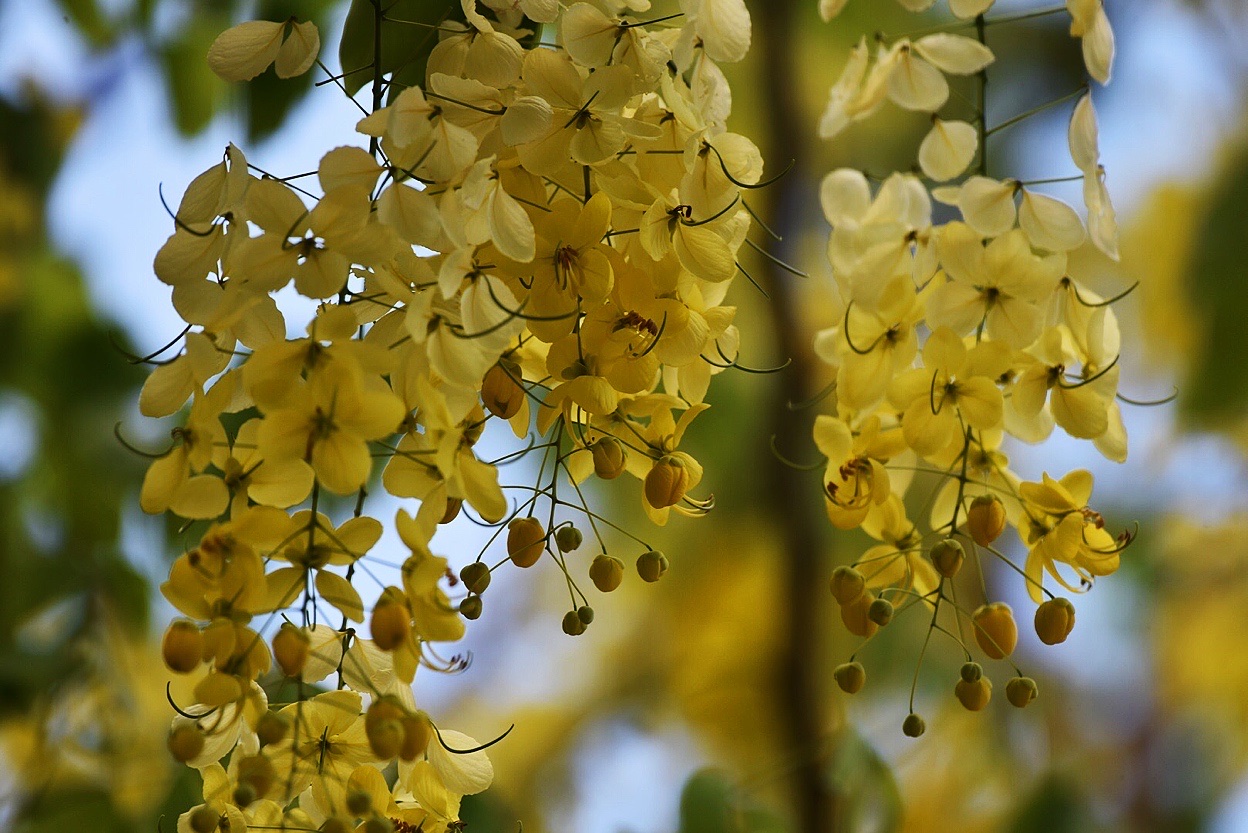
[139,0,767,828]
[814,0,1135,729]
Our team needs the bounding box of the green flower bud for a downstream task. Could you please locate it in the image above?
[555,525,584,552]
[960,661,983,684]
[460,596,483,620]
[902,713,926,738]
[347,790,373,817]
[562,610,586,636]
[829,565,866,605]
[834,661,866,694]
[931,539,965,579]
[636,550,669,583]
[867,598,894,626]
[577,605,595,624]
[189,806,219,833]
[460,562,491,595]
[1006,676,1039,708]
[167,724,204,763]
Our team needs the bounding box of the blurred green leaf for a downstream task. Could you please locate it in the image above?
[339,0,463,100]
[54,0,113,48]
[827,729,901,833]
[1182,143,1248,424]
[162,18,228,135]
[677,769,789,833]
[1008,775,1092,833]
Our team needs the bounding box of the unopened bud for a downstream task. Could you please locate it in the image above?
[366,717,404,760]
[399,711,433,761]
[272,623,310,678]
[168,724,204,763]
[1006,676,1039,708]
[834,661,866,694]
[460,596,483,620]
[236,754,275,798]
[829,565,866,605]
[902,713,926,738]
[347,790,373,817]
[460,562,491,595]
[555,525,583,553]
[840,593,879,639]
[867,598,894,626]
[636,550,669,583]
[370,589,410,651]
[973,602,1018,660]
[591,437,627,480]
[577,605,595,624]
[1034,597,1076,645]
[507,517,546,568]
[966,495,1007,546]
[589,555,624,592]
[482,361,524,419]
[562,610,587,636]
[232,783,256,807]
[931,539,965,579]
[960,661,983,684]
[256,710,290,747]
[955,677,993,711]
[363,818,394,833]
[644,456,689,509]
[189,806,219,833]
[440,497,463,525]
[162,620,203,674]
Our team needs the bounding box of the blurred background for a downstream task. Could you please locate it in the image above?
[1,0,1247,831]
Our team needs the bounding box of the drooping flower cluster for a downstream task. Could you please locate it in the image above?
[139,1,766,828]
[814,0,1135,728]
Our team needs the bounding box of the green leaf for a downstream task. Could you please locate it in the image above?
[677,769,790,833]
[826,728,902,833]
[338,0,464,100]
[54,0,113,48]
[161,18,228,136]
[1182,144,1248,424]
[1008,775,1091,833]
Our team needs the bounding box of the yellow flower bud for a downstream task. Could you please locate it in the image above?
[1034,597,1076,645]
[256,710,290,747]
[236,753,275,798]
[591,437,627,480]
[644,456,689,509]
[589,554,624,592]
[507,517,546,568]
[562,610,587,636]
[555,525,583,552]
[966,494,1006,546]
[955,676,993,711]
[370,589,410,651]
[366,717,404,760]
[902,713,926,738]
[834,661,866,694]
[1006,676,1039,708]
[162,620,204,674]
[482,360,524,419]
[399,711,433,762]
[636,550,669,582]
[167,724,205,763]
[867,597,894,626]
[460,595,483,620]
[190,806,219,833]
[829,565,866,605]
[440,497,463,525]
[460,562,491,595]
[931,539,965,579]
[840,593,879,638]
[973,602,1018,659]
[272,623,310,678]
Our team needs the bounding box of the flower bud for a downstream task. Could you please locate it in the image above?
[459,596,483,620]
[363,818,394,833]
[589,555,624,592]
[399,711,433,761]
[829,565,866,605]
[644,456,689,509]
[347,790,373,817]
[440,497,463,525]
[272,623,310,678]
[482,361,524,419]
[460,562,491,595]
[960,661,983,684]
[834,661,866,694]
[867,598,894,627]
[636,550,669,583]
[190,806,219,833]
[236,754,275,799]
[1006,676,1039,708]
[591,437,627,480]
[168,724,204,763]
[966,495,1006,546]
[1034,597,1076,645]
[370,589,410,651]
[162,620,204,674]
[973,602,1018,659]
[839,593,879,639]
[562,610,587,636]
[955,677,993,711]
[555,525,583,553]
[902,713,926,738]
[233,783,256,808]
[931,539,965,579]
[366,717,404,760]
[577,605,595,624]
[507,517,546,568]
[256,710,290,747]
